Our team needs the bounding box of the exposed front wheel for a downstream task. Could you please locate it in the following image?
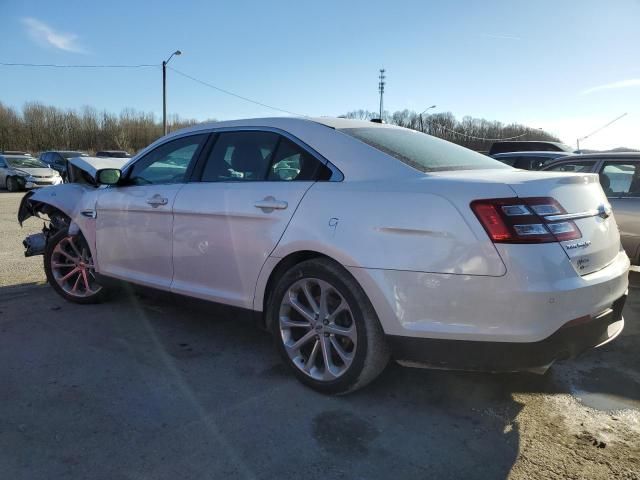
[44,229,108,304]
[269,258,390,394]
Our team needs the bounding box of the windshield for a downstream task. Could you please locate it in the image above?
[340,127,510,172]
[6,157,48,168]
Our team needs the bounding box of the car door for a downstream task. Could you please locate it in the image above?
[95,133,208,289]
[171,130,332,308]
[598,160,640,263]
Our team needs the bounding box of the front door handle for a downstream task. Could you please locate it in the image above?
[254,196,288,211]
[147,194,169,207]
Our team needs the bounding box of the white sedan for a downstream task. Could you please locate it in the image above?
[18,117,629,394]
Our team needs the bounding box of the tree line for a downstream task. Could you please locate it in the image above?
[344,109,561,151]
[0,101,562,155]
[0,102,203,154]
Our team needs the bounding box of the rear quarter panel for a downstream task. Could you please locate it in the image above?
[271,179,507,275]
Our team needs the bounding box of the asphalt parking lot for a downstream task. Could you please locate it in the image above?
[1,190,639,479]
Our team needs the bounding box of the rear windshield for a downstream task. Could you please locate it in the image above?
[340,127,509,172]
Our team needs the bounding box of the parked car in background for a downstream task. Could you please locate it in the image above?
[542,152,640,264]
[492,151,568,170]
[17,118,628,394]
[96,150,131,158]
[489,140,575,156]
[0,153,63,191]
[39,151,89,181]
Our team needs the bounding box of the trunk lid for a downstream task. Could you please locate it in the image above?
[430,169,621,275]
[506,170,619,275]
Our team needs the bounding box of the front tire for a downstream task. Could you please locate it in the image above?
[268,258,390,394]
[44,229,108,304]
[6,177,20,192]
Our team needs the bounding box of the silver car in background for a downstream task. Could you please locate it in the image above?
[0,153,63,191]
[542,152,640,264]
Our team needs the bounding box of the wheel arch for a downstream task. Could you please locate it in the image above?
[18,185,100,266]
[256,250,342,330]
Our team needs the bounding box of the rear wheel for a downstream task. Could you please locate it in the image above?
[44,229,108,304]
[268,258,390,394]
[6,177,20,192]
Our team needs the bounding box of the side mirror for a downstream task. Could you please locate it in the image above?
[96,168,122,185]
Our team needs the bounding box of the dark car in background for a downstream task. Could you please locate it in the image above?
[542,152,640,264]
[492,151,568,170]
[489,140,575,156]
[39,150,89,181]
[96,150,131,158]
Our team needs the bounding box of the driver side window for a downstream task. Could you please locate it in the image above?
[128,134,207,186]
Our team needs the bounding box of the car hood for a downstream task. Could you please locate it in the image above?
[68,156,129,178]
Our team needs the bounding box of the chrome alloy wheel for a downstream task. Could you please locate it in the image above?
[279,278,357,381]
[50,235,102,298]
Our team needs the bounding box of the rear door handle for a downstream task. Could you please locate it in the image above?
[254,196,288,211]
[147,194,169,207]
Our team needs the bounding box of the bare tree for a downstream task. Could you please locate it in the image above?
[0,102,208,154]
[343,109,560,151]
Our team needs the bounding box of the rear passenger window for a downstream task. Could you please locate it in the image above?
[268,138,331,181]
[201,131,332,182]
[600,162,640,197]
[202,131,279,182]
[546,161,595,172]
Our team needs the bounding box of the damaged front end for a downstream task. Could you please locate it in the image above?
[18,156,120,260]
[19,190,71,257]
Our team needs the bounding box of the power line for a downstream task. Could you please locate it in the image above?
[0,62,158,68]
[579,112,628,141]
[168,66,305,117]
[0,61,306,116]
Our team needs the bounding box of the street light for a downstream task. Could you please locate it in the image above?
[419,105,436,132]
[162,50,182,136]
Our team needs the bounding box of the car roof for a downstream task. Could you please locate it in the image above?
[125,117,417,182]
[167,116,397,137]
[554,152,640,160]
[493,151,567,157]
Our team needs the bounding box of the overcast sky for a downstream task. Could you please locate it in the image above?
[1,0,639,150]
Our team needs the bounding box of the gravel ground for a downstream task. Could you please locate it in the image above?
[0,191,46,287]
[0,190,639,479]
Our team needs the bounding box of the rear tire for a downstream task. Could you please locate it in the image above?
[44,229,108,304]
[268,258,390,394]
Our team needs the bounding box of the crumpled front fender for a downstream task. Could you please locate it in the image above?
[17,183,96,226]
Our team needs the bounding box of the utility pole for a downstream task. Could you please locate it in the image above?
[162,50,182,136]
[378,68,386,121]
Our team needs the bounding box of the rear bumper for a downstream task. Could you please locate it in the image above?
[389,293,626,372]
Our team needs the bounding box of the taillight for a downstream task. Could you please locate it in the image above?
[471,197,581,243]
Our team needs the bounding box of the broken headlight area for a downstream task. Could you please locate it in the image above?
[19,193,70,257]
